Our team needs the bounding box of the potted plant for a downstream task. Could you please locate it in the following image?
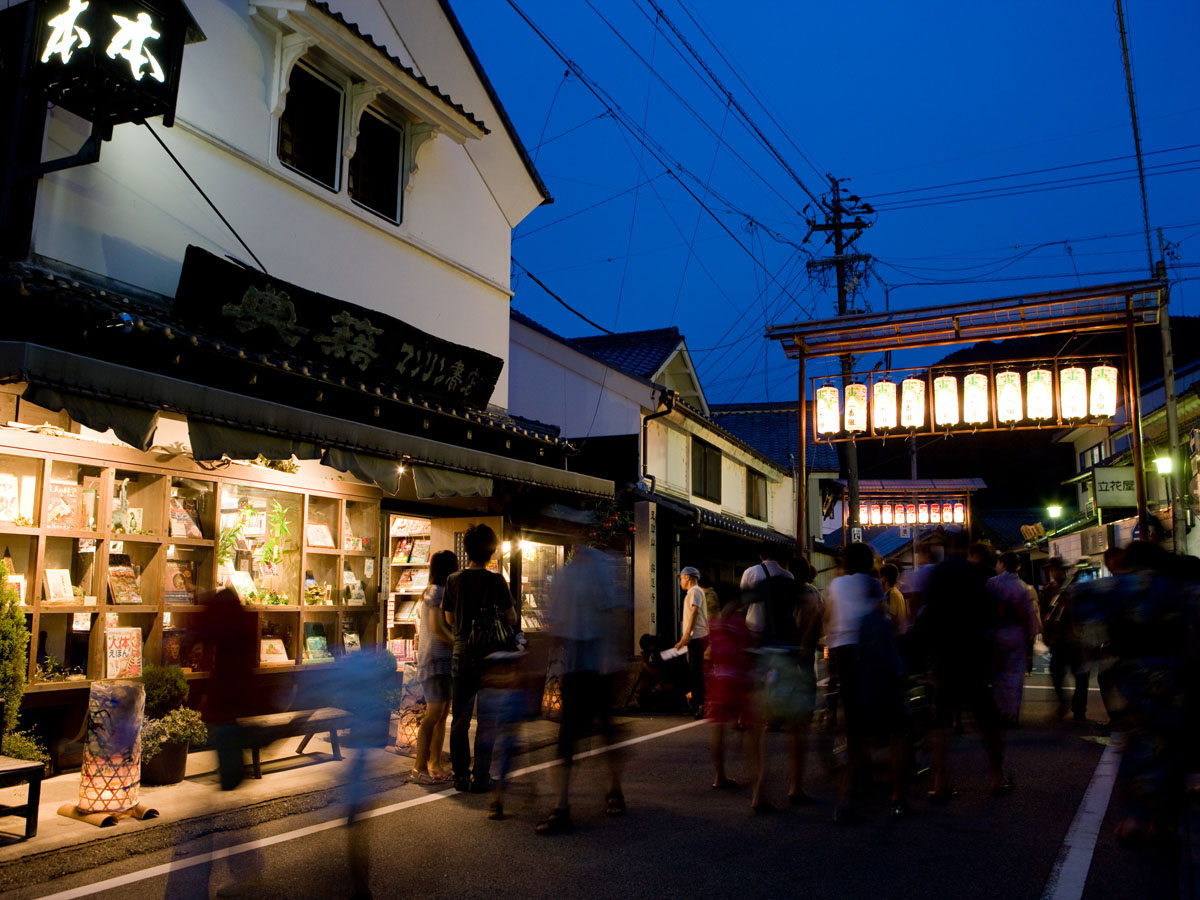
[0,559,47,773]
[139,663,206,785]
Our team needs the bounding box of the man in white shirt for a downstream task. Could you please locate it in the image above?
[675,566,709,718]
[740,543,795,639]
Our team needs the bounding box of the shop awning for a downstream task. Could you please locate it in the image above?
[631,488,793,547]
[0,342,613,498]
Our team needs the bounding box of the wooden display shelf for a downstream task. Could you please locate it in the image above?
[107,605,158,612]
[27,679,91,693]
[108,532,161,543]
[0,524,40,536]
[342,549,377,558]
[164,536,216,548]
[36,605,100,614]
[43,529,103,541]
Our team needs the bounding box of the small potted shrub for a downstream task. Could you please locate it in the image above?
[140,664,205,785]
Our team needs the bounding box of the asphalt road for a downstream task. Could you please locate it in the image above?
[1,678,1186,900]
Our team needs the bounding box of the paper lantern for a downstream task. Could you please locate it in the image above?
[858,504,869,526]
[1027,369,1053,419]
[907,503,917,524]
[1090,364,1118,417]
[394,708,421,749]
[918,503,929,524]
[900,378,926,429]
[872,381,898,431]
[844,383,868,433]
[815,385,840,435]
[1060,366,1088,419]
[893,504,905,525]
[953,502,965,524]
[996,370,1023,423]
[881,504,893,525]
[870,505,882,526]
[930,503,941,524]
[942,503,953,523]
[542,675,563,720]
[933,375,959,427]
[78,681,144,813]
[963,373,989,425]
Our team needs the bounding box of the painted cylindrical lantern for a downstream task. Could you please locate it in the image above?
[1060,366,1088,420]
[872,380,897,431]
[845,383,868,433]
[900,378,926,429]
[1089,364,1117,418]
[996,370,1023,423]
[815,384,841,435]
[933,375,959,427]
[963,373,989,425]
[1027,368,1053,419]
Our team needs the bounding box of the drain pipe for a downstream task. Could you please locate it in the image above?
[640,389,676,494]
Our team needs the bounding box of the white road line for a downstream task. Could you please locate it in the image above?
[32,717,706,900]
[1040,738,1122,900]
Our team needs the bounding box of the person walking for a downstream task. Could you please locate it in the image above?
[1044,558,1090,721]
[879,563,910,636]
[411,549,458,783]
[675,566,709,718]
[445,524,517,794]
[705,591,753,791]
[987,552,1041,727]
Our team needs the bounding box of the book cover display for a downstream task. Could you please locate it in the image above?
[343,568,366,606]
[107,554,142,604]
[343,630,361,653]
[165,560,196,603]
[46,482,80,529]
[260,637,289,665]
[168,497,204,538]
[44,568,74,603]
[305,523,336,549]
[106,626,143,678]
[0,474,18,523]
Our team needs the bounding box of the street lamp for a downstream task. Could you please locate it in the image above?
[1047,505,1062,533]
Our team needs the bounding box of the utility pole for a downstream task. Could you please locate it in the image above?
[806,176,872,544]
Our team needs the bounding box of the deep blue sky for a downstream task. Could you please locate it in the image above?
[453,1,1200,405]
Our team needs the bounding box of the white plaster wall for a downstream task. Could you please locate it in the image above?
[769,477,795,537]
[723,457,746,518]
[29,0,527,408]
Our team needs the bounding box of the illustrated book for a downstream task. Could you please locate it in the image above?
[106,554,142,604]
[106,626,143,678]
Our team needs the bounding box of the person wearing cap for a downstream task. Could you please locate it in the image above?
[676,566,710,718]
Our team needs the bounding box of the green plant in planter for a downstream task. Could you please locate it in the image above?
[141,664,189,719]
[0,559,28,737]
[3,727,49,773]
[141,707,207,763]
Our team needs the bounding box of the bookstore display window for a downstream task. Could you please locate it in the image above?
[43,536,102,606]
[502,540,563,633]
[0,452,43,526]
[34,611,92,682]
[1,535,36,605]
[218,484,302,606]
[387,515,431,666]
[302,610,337,664]
[47,461,103,532]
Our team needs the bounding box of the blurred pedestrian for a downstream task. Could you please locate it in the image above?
[1044,557,1090,722]
[987,552,1041,727]
[445,524,517,794]
[478,642,530,820]
[675,566,709,718]
[412,549,458,784]
[917,541,1010,799]
[879,563,910,636]
[535,545,630,835]
[705,591,753,790]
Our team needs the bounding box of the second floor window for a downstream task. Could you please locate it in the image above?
[747,471,767,520]
[349,107,405,223]
[1079,443,1103,471]
[692,438,721,503]
[278,63,343,191]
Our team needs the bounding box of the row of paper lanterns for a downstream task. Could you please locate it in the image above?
[815,364,1119,435]
[859,501,965,527]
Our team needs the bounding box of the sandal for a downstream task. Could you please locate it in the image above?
[487,801,505,821]
[605,790,626,816]
[410,770,446,785]
[534,808,572,835]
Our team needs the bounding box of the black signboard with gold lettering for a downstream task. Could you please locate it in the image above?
[174,246,504,411]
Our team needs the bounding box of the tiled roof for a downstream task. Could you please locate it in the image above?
[312,2,489,134]
[571,327,682,380]
[709,403,839,472]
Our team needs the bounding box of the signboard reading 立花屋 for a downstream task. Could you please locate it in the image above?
[1092,466,1138,509]
[174,247,505,411]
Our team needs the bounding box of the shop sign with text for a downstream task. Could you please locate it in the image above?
[1092,466,1137,508]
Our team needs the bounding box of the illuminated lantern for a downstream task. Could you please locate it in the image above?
[872,381,898,431]
[933,375,959,427]
[996,370,1023,423]
[1090,364,1118,418]
[542,674,563,720]
[894,504,905,525]
[930,503,941,524]
[78,681,144,814]
[963,373,989,425]
[870,505,882,526]
[1027,368,1053,420]
[1060,366,1087,419]
[858,504,869,525]
[942,503,953,522]
[953,502,965,524]
[918,503,929,524]
[907,503,917,524]
[844,383,868,433]
[815,385,840,435]
[881,504,893,525]
[900,378,926,429]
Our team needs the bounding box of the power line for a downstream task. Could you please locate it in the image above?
[511,257,615,334]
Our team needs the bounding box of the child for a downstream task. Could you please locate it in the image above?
[477,644,530,820]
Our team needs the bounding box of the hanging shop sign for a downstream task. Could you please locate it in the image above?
[962,373,989,425]
[844,383,868,433]
[1089,364,1118,418]
[933,375,959,427]
[1060,366,1088,420]
[6,0,202,129]
[815,385,840,435]
[995,370,1022,423]
[900,378,925,429]
[1092,466,1137,508]
[175,246,504,410]
[872,381,897,431]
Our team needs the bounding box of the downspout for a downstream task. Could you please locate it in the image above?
[640,388,676,494]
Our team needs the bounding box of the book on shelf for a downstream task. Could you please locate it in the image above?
[43,568,74,603]
[106,626,143,678]
[407,539,430,564]
[389,516,429,537]
[394,599,417,621]
[168,496,204,538]
[343,569,367,606]
[305,522,336,548]
[107,554,142,604]
[165,560,196,603]
[388,638,415,661]
[222,568,256,602]
[163,632,182,665]
[304,635,332,661]
[259,637,289,665]
[46,481,80,530]
[8,574,25,604]
[72,612,91,632]
[395,568,429,592]
[0,473,18,523]
[391,537,412,564]
[343,630,361,653]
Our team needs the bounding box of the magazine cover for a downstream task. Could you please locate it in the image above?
[106,554,142,604]
[0,474,18,522]
[106,626,143,678]
[260,637,289,665]
[168,497,204,538]
[46,482,80,529]
[343,631,361,653]
[165,560,196,602]
[407,539,430,564]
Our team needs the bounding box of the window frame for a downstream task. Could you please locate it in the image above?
[1079,442,1104,471]
[276,59,346,194]
[348,103,406,225]
[746,470,768,521]
[691,437,722,504]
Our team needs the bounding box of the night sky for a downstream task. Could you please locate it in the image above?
[453,1,1200,408]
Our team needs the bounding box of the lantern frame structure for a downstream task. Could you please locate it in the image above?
[773,279,1164,551]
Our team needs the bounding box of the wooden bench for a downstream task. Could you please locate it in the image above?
[235,707,353,779]
[0,699,43,840]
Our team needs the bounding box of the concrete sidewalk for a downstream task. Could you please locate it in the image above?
[0,716,574,867]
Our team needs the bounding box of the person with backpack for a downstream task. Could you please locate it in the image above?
[444,524,518,794]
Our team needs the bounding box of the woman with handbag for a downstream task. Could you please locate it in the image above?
[444,524,518,794]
